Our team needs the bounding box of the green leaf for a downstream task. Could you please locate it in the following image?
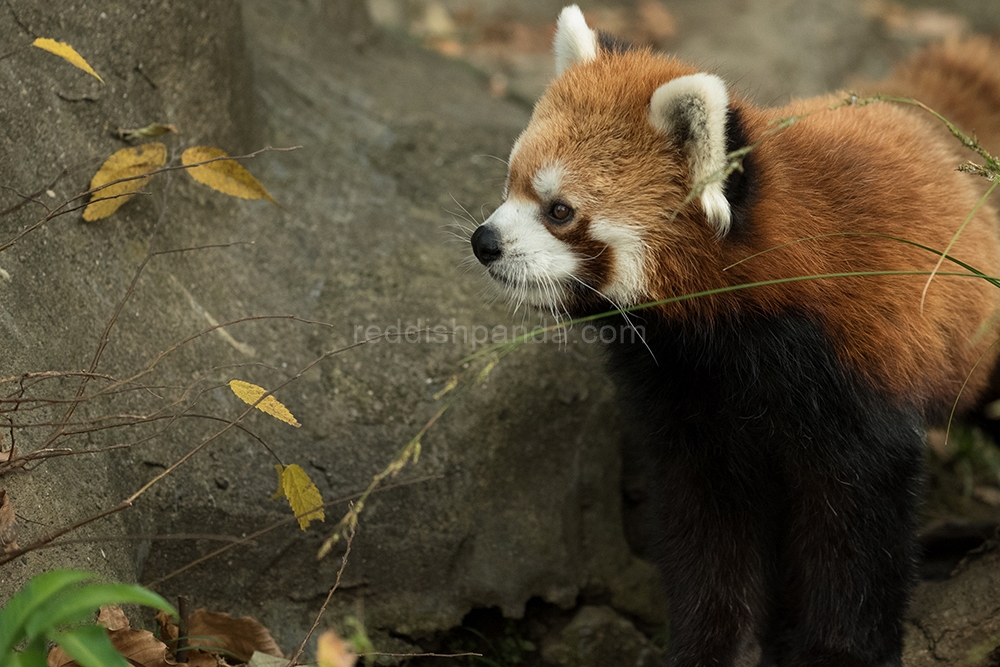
[8,639,47,667]
[24,583,174,640]
[0,570,94,657]
[48,626,128,667]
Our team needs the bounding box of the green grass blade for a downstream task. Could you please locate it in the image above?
[24,583,175,640]
[48,626,128,667]
[724,231,1000,289]
[7,639,48,667]
[0,570,94,658]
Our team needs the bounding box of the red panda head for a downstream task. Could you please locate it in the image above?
[471,5,737,317]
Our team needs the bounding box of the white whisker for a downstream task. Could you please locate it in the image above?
[475,154,510,168]
[567,273,656,363]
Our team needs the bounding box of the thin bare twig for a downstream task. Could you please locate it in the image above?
[176,596,190,663]
[287,521,356,667]
[28,532,255,547]
[0,145,299,253]
[0,502,135,566]
[48,241,255,447]
[140,474,439,589]
[317,397,454,559]
[0,165,72,217]
[0,327,398,566]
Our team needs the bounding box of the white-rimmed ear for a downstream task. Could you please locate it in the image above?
[554,5,598,76]
[649,73,732,235]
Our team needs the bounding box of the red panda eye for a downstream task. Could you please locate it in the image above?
[547,202,574,224]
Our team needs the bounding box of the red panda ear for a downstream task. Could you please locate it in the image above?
[648,73,732,236]
[554,5,598,76]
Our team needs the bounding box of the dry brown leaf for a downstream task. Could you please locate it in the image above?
[157,609,283,663]
[109,629,174,666]
[47,627,174,667]
[32,37,104,82]
[181,146,277,204]
[98,605,131,631]
[155,611,216,666]
[229,379,301,427]
[47,646,74,667]
[82,143,168,221]
[0,489,19,555]
[189,609,284,662]
[155,609,176,640]
[317,629,358,667]
[118,122,179,142]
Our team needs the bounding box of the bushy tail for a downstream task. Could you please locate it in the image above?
[881,37,1000,156]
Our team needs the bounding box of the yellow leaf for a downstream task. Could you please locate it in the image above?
[270,464,286,501]
[82,143,167,221]
[32,37,104,82]
[275,464,325,530]
[316,629,357,667]
[181,146,277,204]
[228,379,301,427]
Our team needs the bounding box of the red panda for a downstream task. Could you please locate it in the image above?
[469,6,1000,667]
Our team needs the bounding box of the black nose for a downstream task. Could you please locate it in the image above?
[471,225,502,266]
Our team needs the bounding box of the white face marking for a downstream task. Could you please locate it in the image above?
[481,198,578,312]
[532,163,566,203]
[589,218,647,305]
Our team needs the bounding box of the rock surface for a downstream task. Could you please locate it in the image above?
[3,0,1000,663]
[904,543,1000,667]
[540,605,663,667]
[0,0,638,652]
[0,0,254,605]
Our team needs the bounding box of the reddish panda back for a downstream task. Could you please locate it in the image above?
[513,45,1000,416]
[729,95,1000,413]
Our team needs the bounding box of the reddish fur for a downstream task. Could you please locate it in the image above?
[507,42,1000,415]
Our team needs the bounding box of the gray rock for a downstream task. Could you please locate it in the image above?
[0,0,636,653]
[541,605,664,667]
[904,543,1000,667]
[0,0,253,608]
